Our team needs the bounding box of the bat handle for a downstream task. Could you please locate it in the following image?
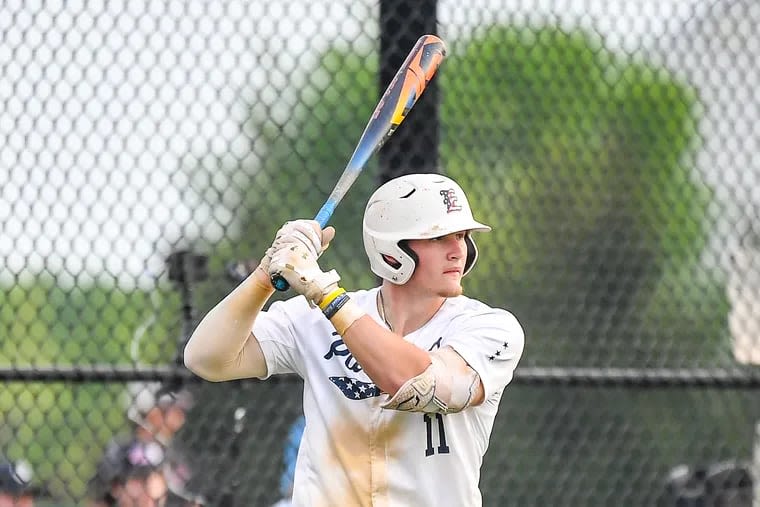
[313,200,336,229]
[270,201,337,291]
[270,274,290,292]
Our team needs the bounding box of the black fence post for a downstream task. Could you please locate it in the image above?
[378,0,440,184]
[166,249,209,369]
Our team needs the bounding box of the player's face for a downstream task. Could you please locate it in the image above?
[114,472,167,507]
[0,492,34,507]
[145,405,186,441]
[406,231,468,297]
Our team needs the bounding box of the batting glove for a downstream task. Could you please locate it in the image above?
[268,240,341,307]
[259,220,334,275]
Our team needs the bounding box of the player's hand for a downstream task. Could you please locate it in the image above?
[275,220,335,256]
[268,234,340,307]
[258,220,335,275]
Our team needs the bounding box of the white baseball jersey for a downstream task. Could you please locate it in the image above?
[253,287,524,507]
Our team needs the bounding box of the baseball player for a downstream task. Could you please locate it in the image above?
[184,173,525,507]
[0,460,50,507]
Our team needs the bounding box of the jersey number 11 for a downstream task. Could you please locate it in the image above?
[424,413,450,457]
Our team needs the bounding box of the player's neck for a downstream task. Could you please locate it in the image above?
[378,284,446,336]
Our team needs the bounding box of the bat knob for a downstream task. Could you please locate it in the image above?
[270,273,290,292]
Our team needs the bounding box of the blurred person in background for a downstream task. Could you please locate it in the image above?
[0,460,51,507]
[87,438,203,507]
[86,439,167,507]
[88,384,204,507]
[124,384,200,502]
[125,383,194,448]
[658,460,753,507]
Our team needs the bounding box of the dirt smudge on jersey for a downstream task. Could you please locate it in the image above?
[324,415,372,507]
[370,410,405,507]
[321,406,406,507]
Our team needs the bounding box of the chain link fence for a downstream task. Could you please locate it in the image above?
[1,0,759,505]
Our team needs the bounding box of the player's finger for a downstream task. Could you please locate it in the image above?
[274,220,323,257]
[321,226,336,250]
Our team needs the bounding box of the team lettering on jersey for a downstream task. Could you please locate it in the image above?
[323,334,445,401]
[323,331,363,372]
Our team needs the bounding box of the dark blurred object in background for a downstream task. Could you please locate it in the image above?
[658,460,753,507]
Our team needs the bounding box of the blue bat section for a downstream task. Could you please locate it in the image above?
[314,199,338,228]
[271,154,371,291]
[313,141,375,226]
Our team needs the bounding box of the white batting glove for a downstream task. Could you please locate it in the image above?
[274,220,325,256]
[268,241,341,307]
[256,244,276,276]
[258,220,334,275]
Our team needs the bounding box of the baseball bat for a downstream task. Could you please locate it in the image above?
[271,34,447,291]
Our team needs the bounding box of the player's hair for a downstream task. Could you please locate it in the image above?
[362,173,490,284]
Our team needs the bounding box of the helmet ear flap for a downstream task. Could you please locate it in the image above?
[463,233,479,276]
[379,236,479,281]
[381,254,402,269]
[398,240,418,271]
[380,241,418,280]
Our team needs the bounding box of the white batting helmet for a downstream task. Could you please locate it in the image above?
[362,173,491,284]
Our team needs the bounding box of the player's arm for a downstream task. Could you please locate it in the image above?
[183,266,273,381]
[335,315,486,411]
[184,220,334,382]
[387,310,524,413]
[268,225,485,413]
[267,227,432,393]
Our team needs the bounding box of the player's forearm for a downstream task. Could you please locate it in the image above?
[184,267,273,381]
[332,308,431,395]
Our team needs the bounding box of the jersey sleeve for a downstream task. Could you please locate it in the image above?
[445,308,524,398]
[252,296,310,379]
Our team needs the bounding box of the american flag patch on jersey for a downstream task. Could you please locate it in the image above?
[329,376,382,400]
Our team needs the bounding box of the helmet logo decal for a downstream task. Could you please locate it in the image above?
[440,189,462,213]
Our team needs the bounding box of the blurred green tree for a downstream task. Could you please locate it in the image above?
[211,46,383,299]
[440,27,718,366]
